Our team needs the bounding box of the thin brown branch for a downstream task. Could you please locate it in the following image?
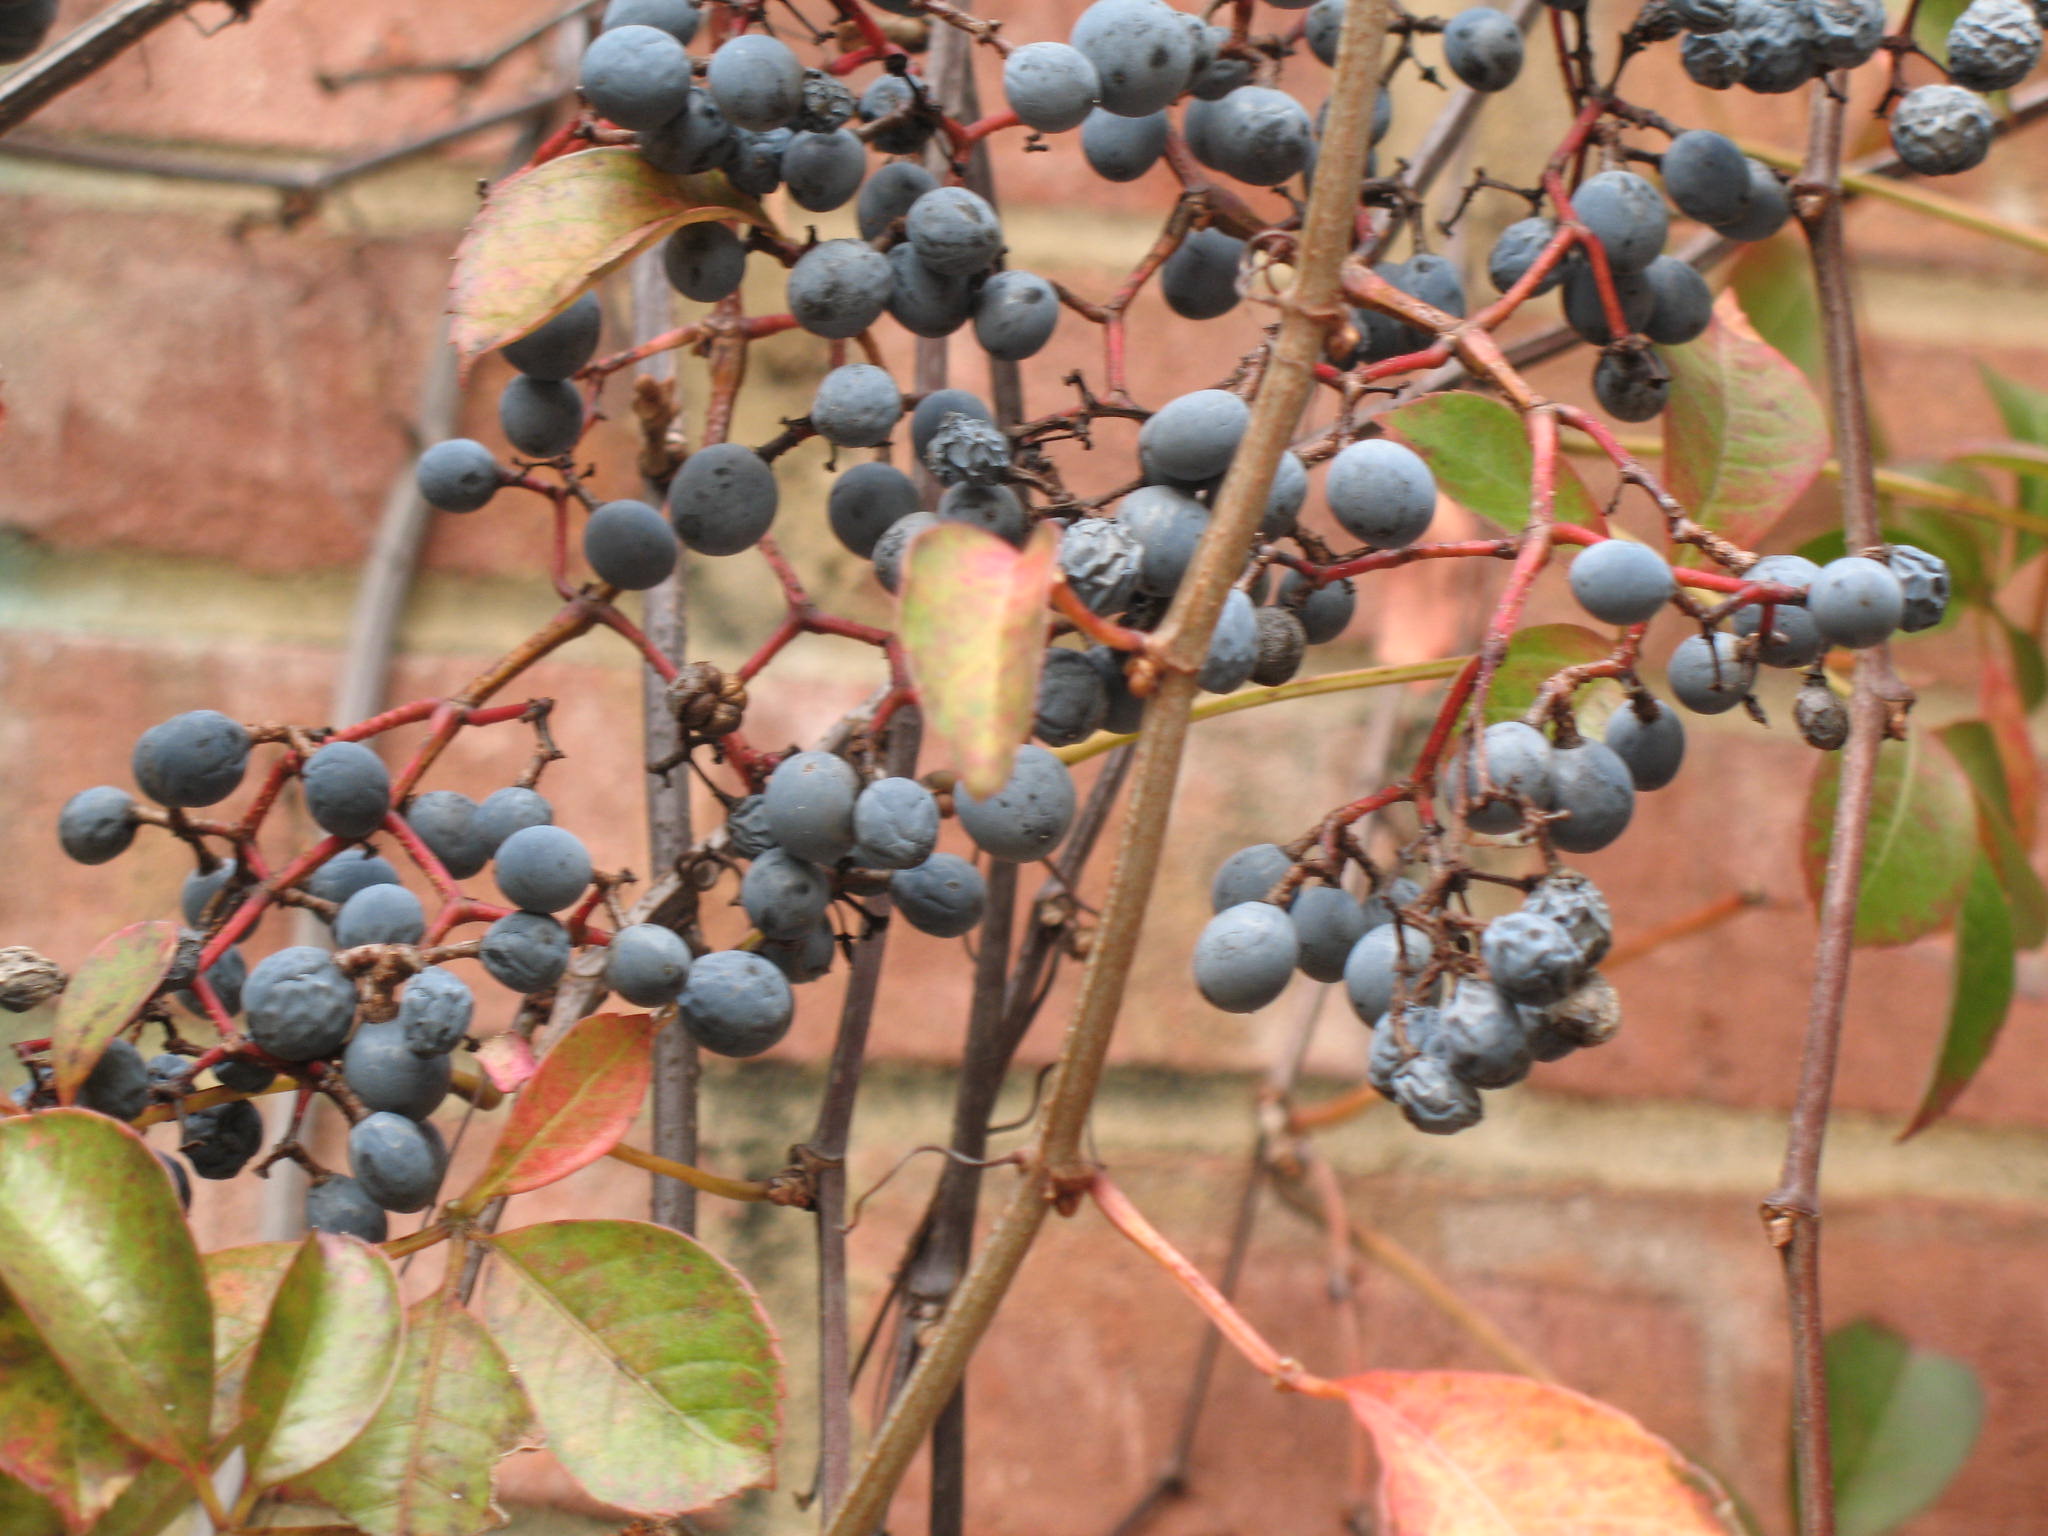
[819,2,1395,1530]
[1766,76,1915,1536]
[0,0,254,139]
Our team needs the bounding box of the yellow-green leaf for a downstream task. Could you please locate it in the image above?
[51,921,179,1107]
[241,1235,404,1494]
[0,1111,212,1469]
[301,1294,536,1536]
[449,148,768,364]
[899,520,1059,798]
[475,1220,781,1517]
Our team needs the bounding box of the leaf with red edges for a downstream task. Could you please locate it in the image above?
[458,1012,660,1209]
[0,1289,150,1532]
[1340,1370,1741,1535]
[50,921,179,1106]
[899,521,1059,798]
[474,1220,780,1517]
[1663,291,1829,546]
[449,149,769,365]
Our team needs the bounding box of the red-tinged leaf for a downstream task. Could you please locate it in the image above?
[301,1294,537,1536]
[476,1031,538,1094]
[1663,291,1830,545]
[205,1242,298,1441]
[0,1290,150,1532]
[1802,731,1977,948]
[449,148,767,364]
[1482,623,1611,724]
[475,1220,781,1518]
[241,1234,405,1494]
[1981,647,2043,838]
[459,1011,661,1209]
[50,921,179,1106]
[1385,392,1603,532]
[899,520,1059,798]
[1901,858,2017,1140]
[0,1112,212,1469]
[1937,720,2048,949]
[1340,1370,1741,1536]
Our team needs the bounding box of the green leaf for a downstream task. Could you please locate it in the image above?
[1802,729,1977,948]
[1824,1319,1982,1534]
[1997,612,2047,711]
[1482,623,1611,724]
[50,921,179,1107]
[1729,233,1821,385]
[1663,292,1830,545]
[899,520,1058,798]
[0,1289,150,1531]
[241,1234,405,1494]
[0,1475,65,1536]
[1947,440,2048,484]
[1978,365,2048,561]
[0,1111,212,1468]
[204,1242,297,1442]
[86,1459,205,1536]
[449,148,768,364]
[475,1220,781,1517]
[301,1294,536,1536]
[1384,392,1602,532]
[1937,720,2048,948]
[1901,858,2017,1139]
[457,1011,660,1213]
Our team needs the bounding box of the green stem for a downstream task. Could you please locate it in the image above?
[1055,657,1471,767]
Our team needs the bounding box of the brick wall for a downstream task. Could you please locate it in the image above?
[3,2,2047,1531]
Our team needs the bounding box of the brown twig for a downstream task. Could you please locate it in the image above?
[819,3,1394,1530]
[1765,77,1916,1536]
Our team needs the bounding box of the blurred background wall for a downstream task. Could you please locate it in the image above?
[2,1,2046,1531]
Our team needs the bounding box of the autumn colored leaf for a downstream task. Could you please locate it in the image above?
[0,1290,151,1532]
[1341,1370,1741,1535]
[1802,729,1976,948]
[449,148,768,364]
[457,1011,660,1212]
[0,1112,213,1469]
[50,921,179,1106]
[302,1294,537,1536]
[899,520,1059,798]
[1664,291,1830,546]
[204,1242,299,1442]
[1937,720,2047,948]
[1386,392,1603,532]
[240,1233,405,1495]
[475,1220,781,1517]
